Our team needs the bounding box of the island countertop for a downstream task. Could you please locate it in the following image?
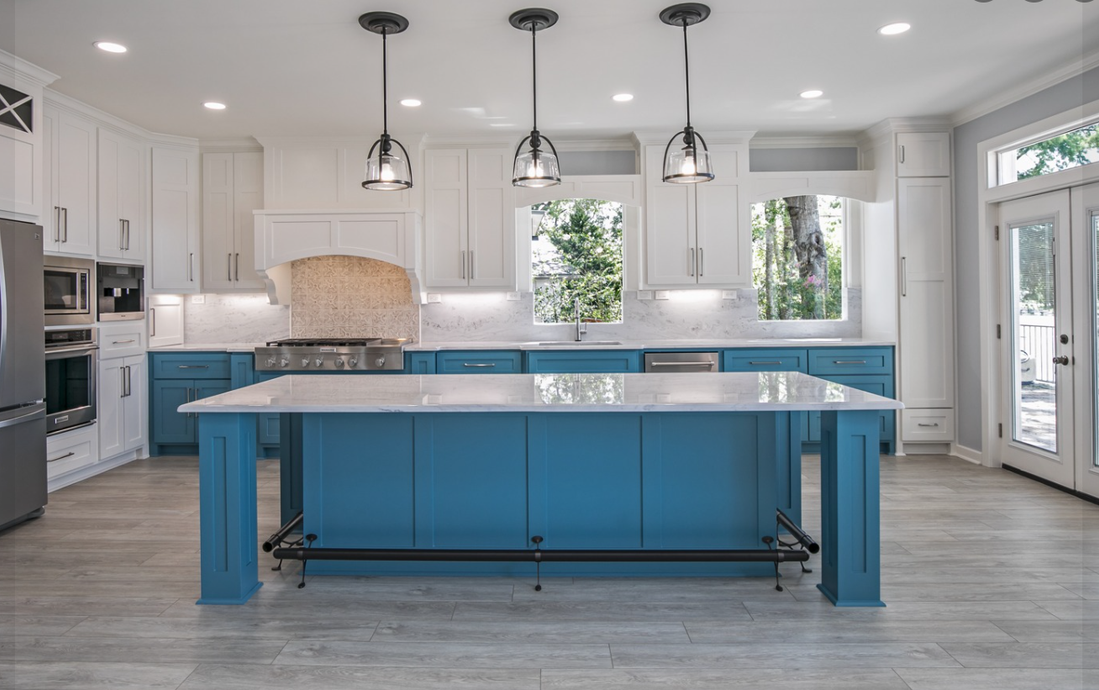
[178,371,903,414]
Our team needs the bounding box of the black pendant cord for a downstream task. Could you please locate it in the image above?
[681,19,692,132]
[381,27,389,136]
[530,24,538,136]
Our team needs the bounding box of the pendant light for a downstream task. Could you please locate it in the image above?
[660,3,714,184]
[509,8,561,188]
[359,11,413,191]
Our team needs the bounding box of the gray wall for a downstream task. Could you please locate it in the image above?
[952,66,1099,452]
[749,147,859,172]
[558,150,636,175]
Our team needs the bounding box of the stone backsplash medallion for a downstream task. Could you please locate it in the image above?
[290,256,420,340]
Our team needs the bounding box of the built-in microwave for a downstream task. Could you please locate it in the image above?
[44,256,95,326]
[97,262,145,322]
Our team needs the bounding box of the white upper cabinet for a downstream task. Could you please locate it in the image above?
[424,147,515,289]
[203,151,264,291]
[150,145,200,292]
[644,144,746,287]
[0,57,54,221]
[896,132,951,178]
[97,128,145,261]
[43,106,97,256]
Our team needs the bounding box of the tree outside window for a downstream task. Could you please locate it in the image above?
[752,195,843,321]
[531,199,623,324]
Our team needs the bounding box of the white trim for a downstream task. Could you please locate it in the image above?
[44,89,153,140]
[199,137,263,153]
[47,450,142,493]
[0,48,59,86]
[952,48,1099,129]
[951,443,984,466]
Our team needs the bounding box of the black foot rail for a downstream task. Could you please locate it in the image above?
[263,512,304,572]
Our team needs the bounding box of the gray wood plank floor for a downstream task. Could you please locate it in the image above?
[0,454,1096,689]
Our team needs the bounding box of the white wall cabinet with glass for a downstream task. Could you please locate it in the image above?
[97,128,145,261]
[203,151,264,291]
[423,147,516,289]
[98,353,146,459]
[42,105,97,256]
[896,150,955,444]
[0,55,55,221]
[150,144,200,292]
[643,144,747,287]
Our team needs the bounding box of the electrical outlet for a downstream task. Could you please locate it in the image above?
[655,290,670,300]
[506,292,521,301]
[637,290,653,300]
[722,290,738,300]
[426,293,442,304]
[190,294,205,304]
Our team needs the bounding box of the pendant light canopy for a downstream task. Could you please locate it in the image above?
[660,3,714,184]
[510,8,561,188]
[359,11,413,191]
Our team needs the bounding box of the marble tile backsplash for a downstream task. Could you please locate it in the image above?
[419,288,862,342]
[290,256,420,340]
[184,293,290,344]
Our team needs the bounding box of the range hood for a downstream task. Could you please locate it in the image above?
[254,209,424,305]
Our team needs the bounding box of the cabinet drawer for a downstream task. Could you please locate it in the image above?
[901,408,955,442]
[722,348,808,372]
[99,326,145,359]
[807,347,893,376]
[46,424,98,480]
[150,353,231,379]
[436,351,522,374]
[525,350,641,373]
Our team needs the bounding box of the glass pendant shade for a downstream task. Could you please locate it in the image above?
[363,136,412,191]
[512,135,561,188]
[662,130,714,184]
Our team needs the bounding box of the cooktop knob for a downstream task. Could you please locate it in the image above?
[334,358,345,367]
[265,357,277,367]
[375,355,386,368]
[315,357,324,367]
[279,357,290,368]
[301,358,310,367]
[348,358,358,367]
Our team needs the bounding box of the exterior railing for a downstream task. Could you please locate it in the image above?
[1019,322,1055,384]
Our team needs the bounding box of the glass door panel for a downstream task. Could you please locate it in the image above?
[998,191,1075,489]
[1074,183,1099,500]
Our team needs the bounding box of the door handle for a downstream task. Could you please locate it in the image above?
[469,251,475,280]
[1052,355,1070,366]
[901,256,907,297]
[120,366,127,398]
[228,253,233,281]
[899,144,906,164]
[460,250,466,280]
[125,365,131,398]
[189,253,195,282]
[120,219,125,250]
[125,219,131,250]
[688,247,695,277]
[53,206,61,242]
[917,422,940,428]
[698,247,704,277]
[177,365,210,369]
[235,253,240,282]
[463,363,496,368]
[112,339,136,345]
[47,451,76,463]
[150,307,156,337]
[62,207,68,243]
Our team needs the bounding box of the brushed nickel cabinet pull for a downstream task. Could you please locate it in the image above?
[228,253,233,281]
[833,360,867,365]
[463,363,496,368]
[460,250,466,279]
[177,364,210,369]
[235,253,240,282]
[917,422,940,428]
[749,361,783,365]
[112,339,136,345]
[150,307,156,337]
[47,451,76,463]
[699,247,704,277]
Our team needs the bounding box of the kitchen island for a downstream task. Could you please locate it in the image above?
[180,371,902,607]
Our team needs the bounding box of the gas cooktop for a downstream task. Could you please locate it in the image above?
[255,337,412,372]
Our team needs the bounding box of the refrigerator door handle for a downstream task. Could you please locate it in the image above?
[0,404,46,430]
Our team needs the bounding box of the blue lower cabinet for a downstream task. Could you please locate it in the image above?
[436,350,522,374]
[405,352,436,374]
[524,350,641,373]
[230,353,255,389]
[805,374,895,451]
[722,348,808,373]
[807,347,893,377]
[149,377,230,453]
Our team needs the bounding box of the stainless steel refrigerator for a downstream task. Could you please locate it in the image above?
[0,219,46,531]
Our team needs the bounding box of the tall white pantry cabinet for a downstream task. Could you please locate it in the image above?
[895,131,956,445]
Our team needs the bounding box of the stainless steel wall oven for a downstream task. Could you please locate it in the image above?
[44,256,94,326]
[44,328,97,435]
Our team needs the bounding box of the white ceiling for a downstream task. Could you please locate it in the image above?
[1,0,1096,143]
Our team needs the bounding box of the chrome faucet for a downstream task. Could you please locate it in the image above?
[574,297,587,341]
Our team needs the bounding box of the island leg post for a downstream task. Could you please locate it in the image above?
[197,412,263,605]
[816,409,884,607]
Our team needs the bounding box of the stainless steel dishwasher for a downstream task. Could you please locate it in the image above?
[643,351,719,373]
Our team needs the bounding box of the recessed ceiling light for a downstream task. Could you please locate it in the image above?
[203,102,227,110]
[878,22,911,35]
[612,93,634,102]
[94,41,127,53]
[400,99,421,107]
[800,90,823,99]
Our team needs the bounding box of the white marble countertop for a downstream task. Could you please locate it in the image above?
[147,343,266,353]
[178,371,903,414]
[406,338,895,351]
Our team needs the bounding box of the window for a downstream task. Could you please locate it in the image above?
[998,120,1099,185]
[531,199,623,324]
[751,195,844,321]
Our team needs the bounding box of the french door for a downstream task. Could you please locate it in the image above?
[998,185,1099,499]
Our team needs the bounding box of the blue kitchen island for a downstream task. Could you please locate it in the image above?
[180,371,902,608]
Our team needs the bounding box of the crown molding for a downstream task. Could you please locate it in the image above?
[200,137,263,153]
[0,48,59,87]
[44,88,155,140]
[951,48,1099,128]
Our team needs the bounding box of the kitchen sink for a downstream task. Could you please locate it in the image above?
[534,341,622,346]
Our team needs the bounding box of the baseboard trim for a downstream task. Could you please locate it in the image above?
[951,443,984,466]
[48,451,140,493]
[1001,464,1099,506]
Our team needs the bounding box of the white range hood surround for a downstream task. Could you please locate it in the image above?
[254,209,424,305]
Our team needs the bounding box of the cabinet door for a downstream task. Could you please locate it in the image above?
[896,132,951,177]
[53,110,97,256]
[151,379,194,444]
[201,153,235,291]
[151,146,200,292]
[524,350,642,373]
[0,77,38,218]
[98,129,144,260]
[232,152,265,289]
[695,147,745,286]
[897,178,954,409]
[424,149,468,287]
[436,351,522,374]
[122,356,147,452]
[645,144,696,286]
[98,357,126,458]
[467,148,515,288]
